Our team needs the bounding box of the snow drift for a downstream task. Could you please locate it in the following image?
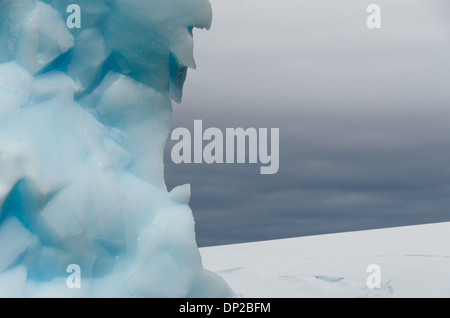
[201,222,450,298]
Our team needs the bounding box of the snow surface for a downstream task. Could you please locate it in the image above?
[200,222,450,298]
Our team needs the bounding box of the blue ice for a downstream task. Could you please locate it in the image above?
[0,0,231,298]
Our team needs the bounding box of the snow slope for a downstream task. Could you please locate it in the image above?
[200,222,450,298]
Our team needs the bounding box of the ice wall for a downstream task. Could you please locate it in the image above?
[0,0,232,297]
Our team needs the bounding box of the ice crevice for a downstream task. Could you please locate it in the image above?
[0,0,233,298]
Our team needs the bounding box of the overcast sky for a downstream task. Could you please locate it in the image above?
[164,0,450,247]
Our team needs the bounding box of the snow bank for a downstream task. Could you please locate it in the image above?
[201,222,450,298]
[0,0,231,298]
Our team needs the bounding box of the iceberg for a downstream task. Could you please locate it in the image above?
[0,0,232,297]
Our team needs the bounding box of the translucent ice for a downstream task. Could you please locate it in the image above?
[0,0,232,297]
